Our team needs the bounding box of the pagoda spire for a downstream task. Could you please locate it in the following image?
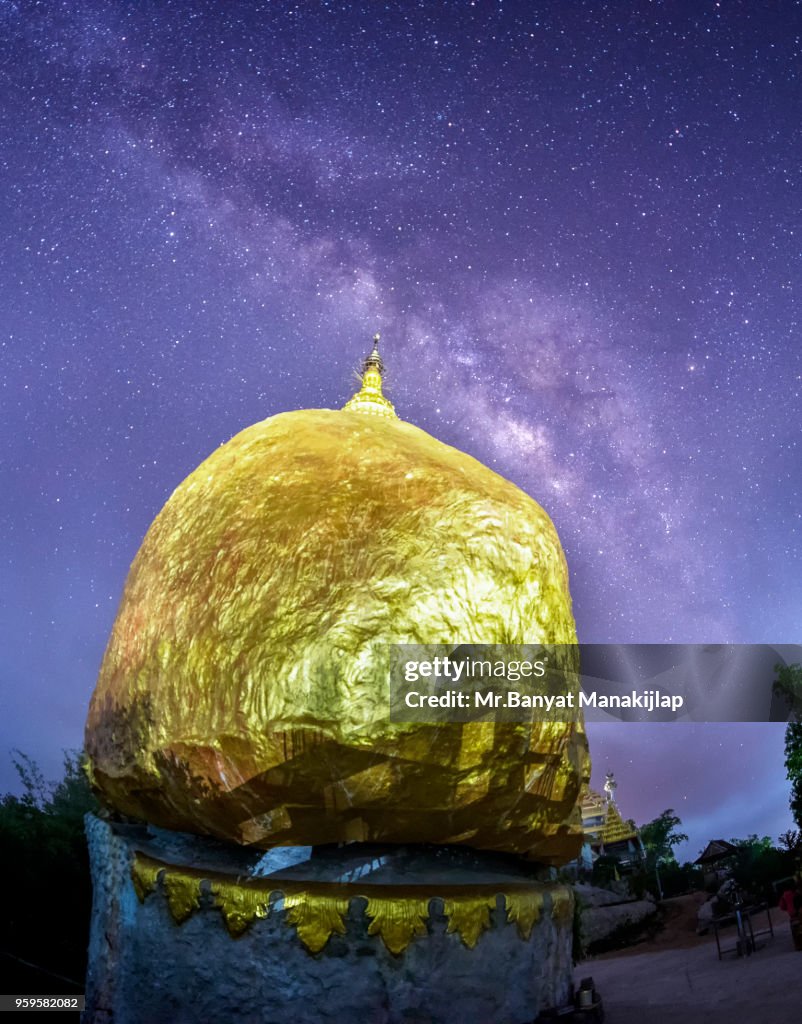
[342,332,398,419]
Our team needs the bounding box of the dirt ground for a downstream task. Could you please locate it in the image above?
[578,895,800,1024]
[594,891,712,959]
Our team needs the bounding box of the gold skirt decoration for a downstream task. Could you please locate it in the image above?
[131,853,574,956]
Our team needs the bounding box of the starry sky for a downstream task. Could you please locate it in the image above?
[2,0,800,860]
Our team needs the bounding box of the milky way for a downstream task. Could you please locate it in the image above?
[2,1,800,856]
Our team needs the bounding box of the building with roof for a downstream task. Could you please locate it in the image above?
[578,773,645,874]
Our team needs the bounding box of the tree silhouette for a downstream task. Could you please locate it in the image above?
[772,664,802,830]
[638,809,688,900]
[0,751,97,993]
[785,723,802,831]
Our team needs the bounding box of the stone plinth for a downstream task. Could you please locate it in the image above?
[83,815,575,1024]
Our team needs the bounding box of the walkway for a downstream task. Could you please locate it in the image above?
[577,927,800,1023]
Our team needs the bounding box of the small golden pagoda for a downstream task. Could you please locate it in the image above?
[342,333,397,418]
[580,772,643,868]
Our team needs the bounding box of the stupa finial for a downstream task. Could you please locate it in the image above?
[365,332,383,370]
[342,332,397,419]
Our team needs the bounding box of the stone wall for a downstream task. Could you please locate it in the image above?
[83,815,575,1024]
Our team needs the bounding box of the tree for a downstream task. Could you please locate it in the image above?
[728,835,793,903]
[0,750,97,993]
[639,809,688,864]
[773,664,802,830]
[778,829,802,853]
[729,834,773,853]
[785,722,802,830]
[638,809,688,900]
[774,663,802,719]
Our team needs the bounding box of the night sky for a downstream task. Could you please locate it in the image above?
[2,1,800,860]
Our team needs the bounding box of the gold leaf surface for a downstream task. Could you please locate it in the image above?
[88,410,588,860]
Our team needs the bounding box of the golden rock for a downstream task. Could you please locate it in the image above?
[85,348,589,864]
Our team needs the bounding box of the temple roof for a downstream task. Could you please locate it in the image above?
[580,786,639,846]
[694,839,739,865]
[600,802,638,845]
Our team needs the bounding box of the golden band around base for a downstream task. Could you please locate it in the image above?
[131,853,574,956]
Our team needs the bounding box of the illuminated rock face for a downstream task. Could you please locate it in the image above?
[85,408,589,864]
